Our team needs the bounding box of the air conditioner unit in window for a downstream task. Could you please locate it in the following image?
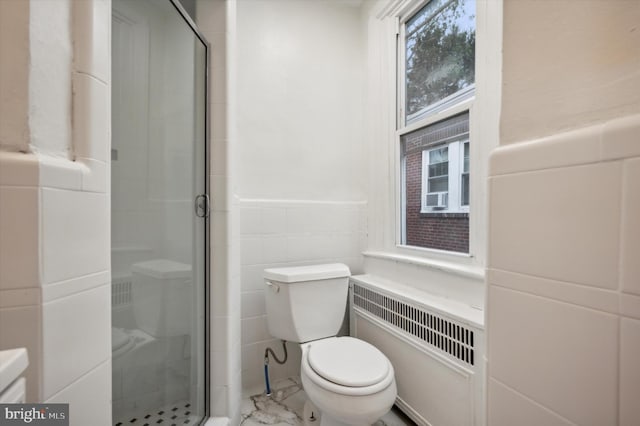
[426,192,448,210]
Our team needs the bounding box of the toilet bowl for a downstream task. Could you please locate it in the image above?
[111,327,155,361]
[300,337,396,426]
[263,264,397,425]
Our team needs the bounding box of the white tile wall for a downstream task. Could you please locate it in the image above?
[72,0,110,84]
[490,162,622,290]
[488,286,618,426]
[80,158,109,194]
[38,156,83,191]
[72,73,110,163]
[0,157,111,406]
[0,152,39,187]
[241,291,265,318]
[241,317,270,345]
[239,199,366,389]
[0,303,42,402]
[488,379,574,426]
[620,318,640,426]
[42,284,111,399]
[41,188,109,285]
[601,115,640,161]
[488,115,640,426]
[621,158,640,296]
[0,186,40,289]
[229,368,242,424]
[47,360,111,426]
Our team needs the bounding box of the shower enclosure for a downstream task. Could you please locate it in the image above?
[111,0,208,424]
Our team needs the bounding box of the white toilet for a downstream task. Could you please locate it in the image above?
[264,263,397,426]
[112,259,193,414]
[112,260,191,363]
[131,259,192,337]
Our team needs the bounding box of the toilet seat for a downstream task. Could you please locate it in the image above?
[308,337,389,387]
[302,337,394,396]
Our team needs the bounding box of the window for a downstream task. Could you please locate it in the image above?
[399,0,475,254]
[404,0,475,123]
[421,138,468,213]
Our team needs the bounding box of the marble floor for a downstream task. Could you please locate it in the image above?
[240,377,416,426]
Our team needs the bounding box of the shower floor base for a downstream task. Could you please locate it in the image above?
[114,400,199,426]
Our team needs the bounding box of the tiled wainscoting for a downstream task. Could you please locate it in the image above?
[487,114,640,426]
[239,199,367,389]
[0,155,111,422]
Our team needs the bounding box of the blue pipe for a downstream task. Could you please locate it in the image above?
[264,358,272,396]
[264,341,287,397]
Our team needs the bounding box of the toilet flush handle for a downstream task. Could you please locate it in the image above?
[265,281,280,293]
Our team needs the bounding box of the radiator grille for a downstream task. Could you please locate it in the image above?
[353,283,475,366]
[112,276,132,307]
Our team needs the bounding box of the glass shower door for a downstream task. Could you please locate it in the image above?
[111,0,208,424]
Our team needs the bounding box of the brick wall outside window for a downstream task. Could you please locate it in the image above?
[405,150,469,252]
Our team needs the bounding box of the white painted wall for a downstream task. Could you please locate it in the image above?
[500,0,640,145]
[236,0,367,391]
[0,1,112,425]
[236,0,365,202]
[0,0,29,152]
[487,1,640,425]
[28,0,73,157]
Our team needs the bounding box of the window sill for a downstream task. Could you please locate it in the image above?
[418,211,469,218]
[363,250,485,281]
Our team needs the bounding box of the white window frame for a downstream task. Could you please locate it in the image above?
[364,0,501,268]
[398,0,475,252]
[420,138,470,213]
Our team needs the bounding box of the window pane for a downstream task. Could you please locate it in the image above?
[405,0,475,118]
[463,142,469,173]
[429,147,448,163]
[428,161,448,178]
[461,173,469,206]
[428,176,448,192]
[400,112,470,253]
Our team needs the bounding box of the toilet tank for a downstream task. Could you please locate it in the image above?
[263,263,350,343]
[131,259,192,337]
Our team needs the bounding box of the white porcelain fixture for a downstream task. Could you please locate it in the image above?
[111,327,155,360]
[131,259,192,337]
[264,263,397,426]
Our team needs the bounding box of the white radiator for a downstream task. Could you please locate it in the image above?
[349,275,485,426]
[111,275,133,307]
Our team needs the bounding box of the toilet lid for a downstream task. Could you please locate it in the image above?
[307,337,390,387]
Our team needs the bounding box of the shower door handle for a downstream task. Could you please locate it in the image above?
[195,194,210,218]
